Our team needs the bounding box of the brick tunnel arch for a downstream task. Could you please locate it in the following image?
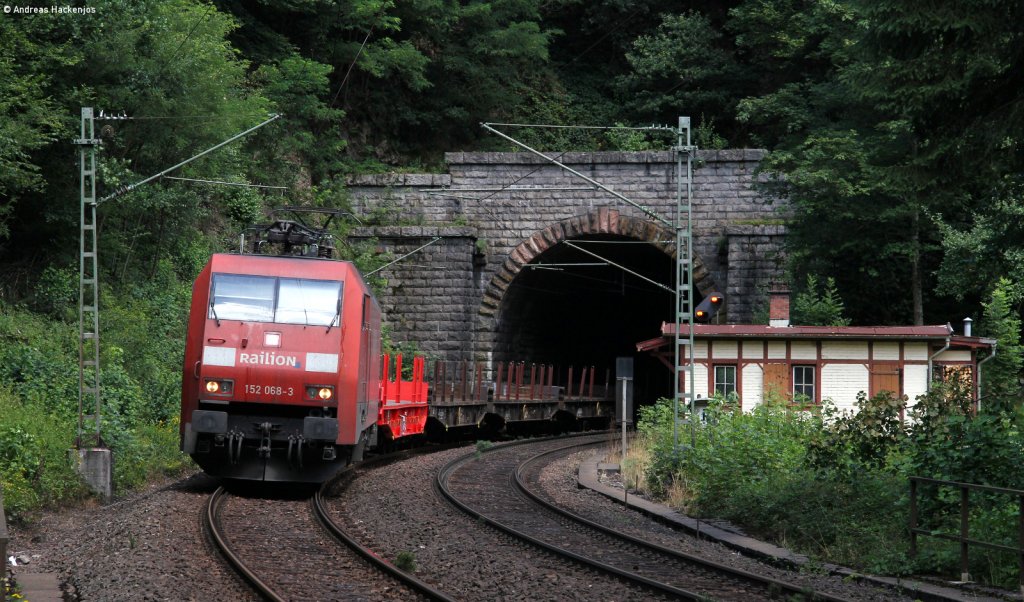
[480,208,719,316]
[478,208,721,404]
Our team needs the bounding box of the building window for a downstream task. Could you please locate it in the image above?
[714,365,737,397]
[793,365,815,402]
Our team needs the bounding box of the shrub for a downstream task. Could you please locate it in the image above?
[0,293,192,518]
[395,550,416,572]
[683,397,815,505]
[0,386,89,521]
[807,392,908,476]
[722,468,907,571]
[631,384,1024,589]
[634,397,687,496]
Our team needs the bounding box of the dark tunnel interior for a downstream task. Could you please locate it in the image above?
[494,234,683,406]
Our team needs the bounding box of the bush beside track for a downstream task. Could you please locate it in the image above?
[0,273,194,521]
[624,392,1024,592]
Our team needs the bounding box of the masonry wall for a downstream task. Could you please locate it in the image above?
[348,150,787,362]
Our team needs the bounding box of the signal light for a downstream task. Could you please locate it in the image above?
[694,292,724,323]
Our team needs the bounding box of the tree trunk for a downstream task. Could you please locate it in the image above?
[911,209,923,325]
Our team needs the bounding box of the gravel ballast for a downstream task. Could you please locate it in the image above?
[3,442,1000,601]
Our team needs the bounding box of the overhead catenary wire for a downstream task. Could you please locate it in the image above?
[564,241,672,293]
[481,123,673,227]
[483,122,676,132]
[152,2,216,85]
[96,112,283,205]
[570,239,676,245]
[365,236,443,277]
[506,267,669,296]
[95,113,276,121]
[556,6,647,68]
[326,7,387,111]
[162,176,288,191]
[426,150,575,235]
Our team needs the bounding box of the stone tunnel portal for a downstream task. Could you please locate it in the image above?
[494,233,683,405]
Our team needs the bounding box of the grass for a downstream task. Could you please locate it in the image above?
[395,550,417,572]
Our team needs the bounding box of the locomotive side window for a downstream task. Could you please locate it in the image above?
[276,279,343,326]
[210,274,343,326]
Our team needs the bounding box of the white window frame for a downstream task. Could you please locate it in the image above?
[713,364,737,397]
[793,364,815,402]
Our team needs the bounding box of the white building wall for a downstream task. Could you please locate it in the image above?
[935,349,971,362]
[694,364,708,399]
[791,341,817,360]
[821,363,870,412]
[713,340,739,359]
[743,364,763,408]
[905,342,929,360]
[767,341,786,359]
[822,341,868,360]
[904,364,929,408]
[742,340,763,359]
[693,340,709,359]
[873,342,899,360]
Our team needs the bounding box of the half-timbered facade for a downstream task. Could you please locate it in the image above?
[637,323,995,413]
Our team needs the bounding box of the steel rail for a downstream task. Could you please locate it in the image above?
[514,444,856,602]
[205,444,461,602]
[203,486,285,602]
[313,461,458,602]
[435,434,710,600]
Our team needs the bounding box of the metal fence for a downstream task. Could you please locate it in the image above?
[909,476,1024,595]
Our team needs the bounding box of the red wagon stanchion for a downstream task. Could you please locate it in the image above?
[378,354,429,440]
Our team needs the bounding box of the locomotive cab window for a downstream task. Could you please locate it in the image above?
[211,274,343,326]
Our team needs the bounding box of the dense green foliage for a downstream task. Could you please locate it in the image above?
[1,0,1023,554]
[3,0,1024,324]
[633,382,1024,586]
[0,293,190,519]
[790,275,850,326]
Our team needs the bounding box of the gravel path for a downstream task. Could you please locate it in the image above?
[7,471,255,601]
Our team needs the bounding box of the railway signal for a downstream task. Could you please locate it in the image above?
[694,293,724,323]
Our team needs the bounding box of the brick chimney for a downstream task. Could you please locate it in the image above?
[769,282,790,327]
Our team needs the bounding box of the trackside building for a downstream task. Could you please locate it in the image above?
[636,290,996,413]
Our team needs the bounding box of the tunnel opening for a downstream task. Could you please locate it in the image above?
[494,233,684,410]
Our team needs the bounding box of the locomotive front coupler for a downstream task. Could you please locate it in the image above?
[255,421,280,458]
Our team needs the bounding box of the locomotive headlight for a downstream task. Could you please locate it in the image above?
[306,385,333,400]
[204,379,233,395]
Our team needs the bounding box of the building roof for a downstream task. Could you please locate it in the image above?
[637,323,996,352]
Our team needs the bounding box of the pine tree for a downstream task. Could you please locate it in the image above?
[980,278,1023,413]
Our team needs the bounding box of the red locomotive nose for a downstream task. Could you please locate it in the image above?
[181,252,386,483]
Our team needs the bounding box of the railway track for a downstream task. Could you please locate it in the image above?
[204,471,454,602]
[436,434,858,602]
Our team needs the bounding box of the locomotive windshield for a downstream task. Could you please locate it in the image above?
[210,274,343,326]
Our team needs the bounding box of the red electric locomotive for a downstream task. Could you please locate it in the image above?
[180,215,426,482]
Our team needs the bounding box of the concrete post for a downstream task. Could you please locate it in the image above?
[71,448,113,502]
[1,483,9,574]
